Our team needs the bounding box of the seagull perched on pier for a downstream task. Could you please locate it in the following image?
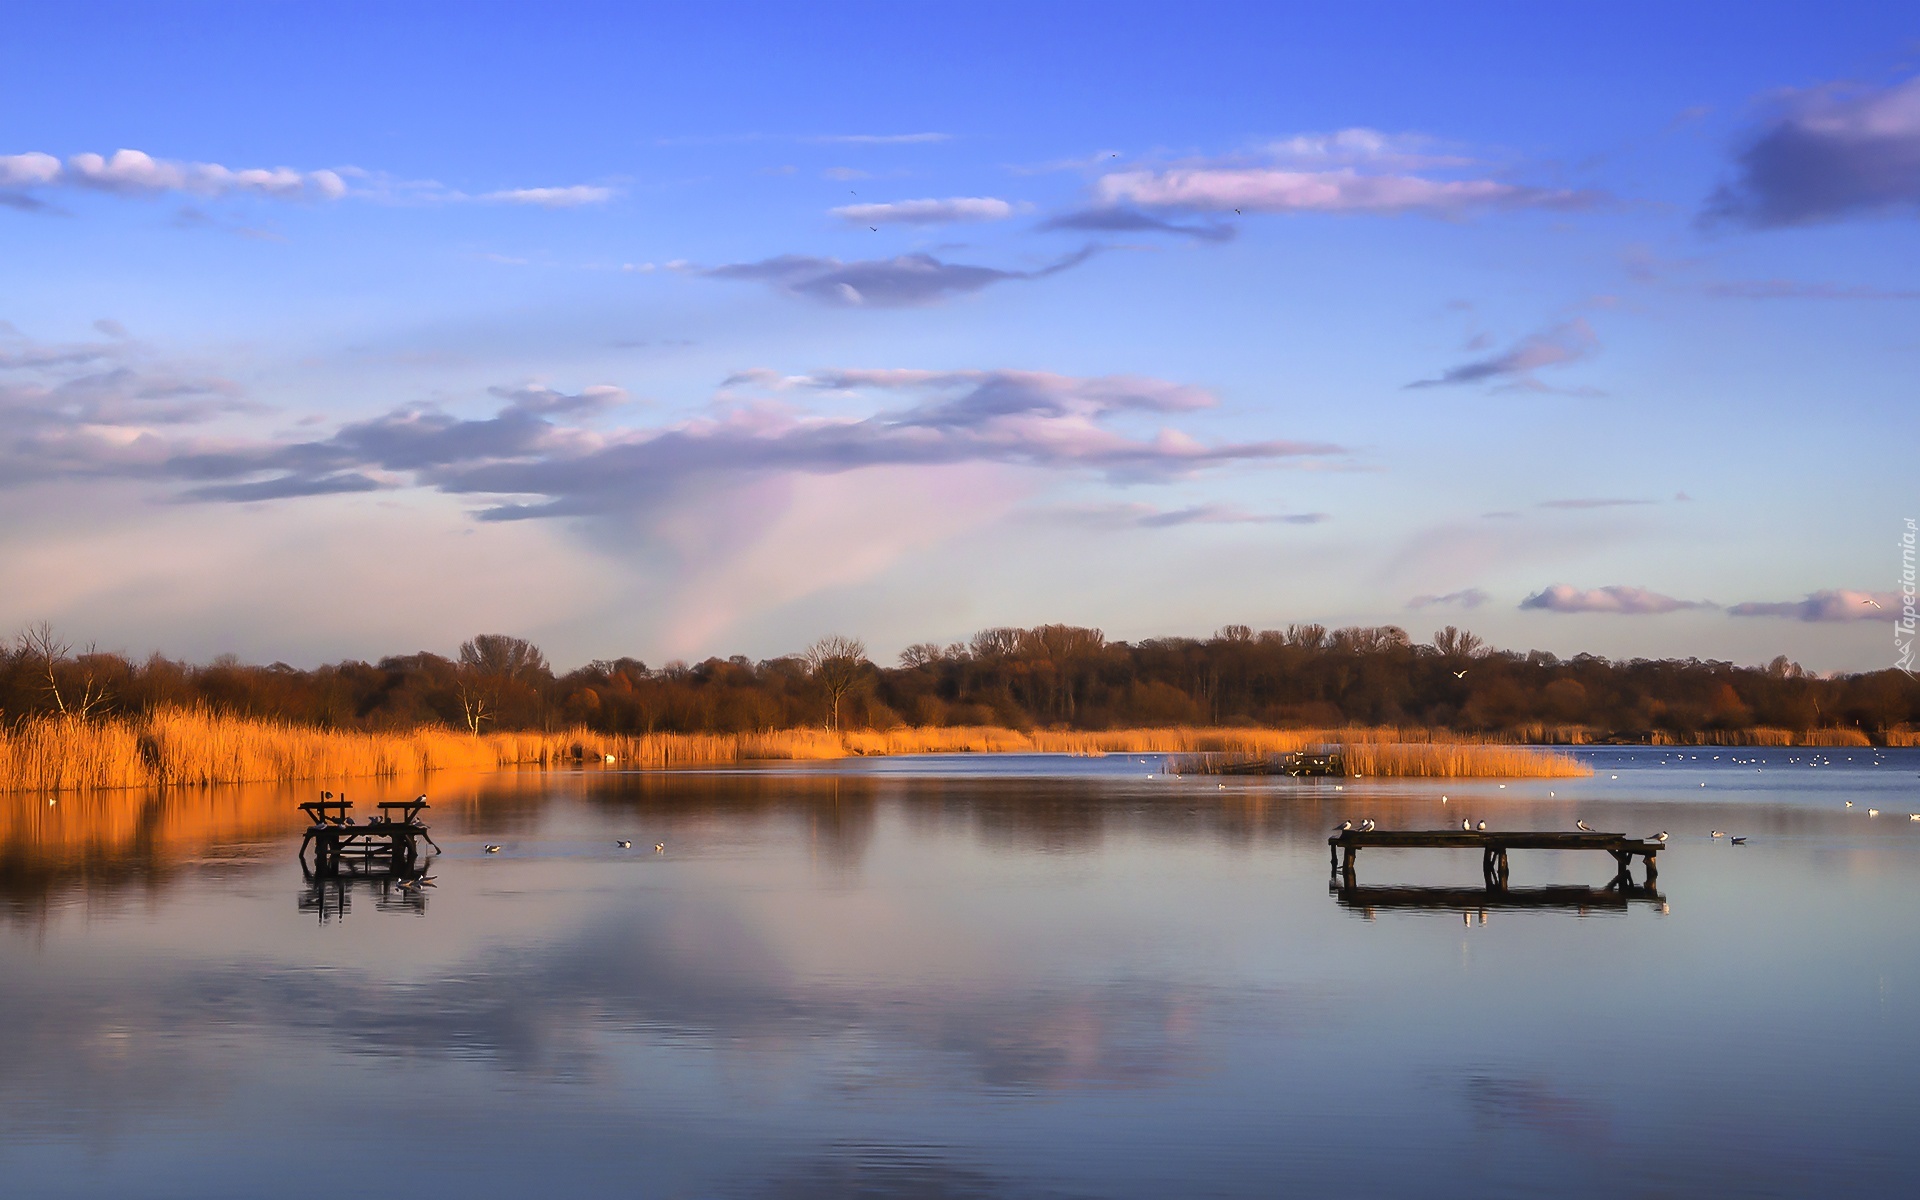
[1576,820,1593,832]
[1461,818,1471,831]
[1651,831,1669,842]
[1477,820,1488,831]
[483,845,501,854]
[616,840,632,848]
[1335,820,1352,832]
[1359,818,1376,832]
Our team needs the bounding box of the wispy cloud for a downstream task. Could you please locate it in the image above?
[1519,584,1713,615]
[2,148,345,201]
[1727,589,1898,622]
[1091,128,1599,217]
[699,246,1098,306]
[830,197,1013,226]
[806,133,950,145]
[0,149,617,210]
[1408,588,1489,609]
[1052,501,1328,529]
[1,334,1343,525]
[1705,278,1920,300]
[1706,75,1920,227]
[1537,497,1654,510]
[1406,319,1598,391]
[1037,207,1235,242]
[479,185,615,208]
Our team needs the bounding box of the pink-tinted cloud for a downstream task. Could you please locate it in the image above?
[1727,589,1899,622]
[1090,129,1597,217]
[1520,585,1713,615]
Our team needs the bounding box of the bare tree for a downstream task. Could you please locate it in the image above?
[454,634,550,733]
[804,634,868,732]
[1433,626,1487,661]
[15,622,110,719]
[458,634,550,680]
[454,675,493,734]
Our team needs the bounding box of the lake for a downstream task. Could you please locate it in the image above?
[4,746,1919,1198]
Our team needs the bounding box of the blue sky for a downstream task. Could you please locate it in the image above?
[1,1,1915,671]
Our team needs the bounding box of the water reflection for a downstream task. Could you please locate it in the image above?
[1332,880,1665,918]
[298,863,436,922]
[2,753,1919,1198]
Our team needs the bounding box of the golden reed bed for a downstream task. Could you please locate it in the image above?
[0,709,1594,792]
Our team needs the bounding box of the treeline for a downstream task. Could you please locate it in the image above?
[4,621,1916,741]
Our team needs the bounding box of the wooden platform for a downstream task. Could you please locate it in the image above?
[298,794,437,877]
[1328,829,1663,887]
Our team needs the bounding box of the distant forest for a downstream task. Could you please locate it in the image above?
[4,621,1916,742]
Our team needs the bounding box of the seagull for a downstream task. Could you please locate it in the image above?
[1868,809,1880,817]
[1234,207,1241,214]
[1359,818,1376,832]
[655,842,666,852]
[483,845,501,854]
[1335,820,1352,832]
[1576,820,1593,832]
[616,840,632,848]
[1711,830,1724,838]
[1476,820,1488,831]
[1452,669,1467,679]
[1863,596,1883,609]
[869,226,878,232]
[1731,836,1747,845]
[1846,801,1854,808]
[1461,818,1471,831]
[1910,814,1920,822]
[1651,831,1669,842]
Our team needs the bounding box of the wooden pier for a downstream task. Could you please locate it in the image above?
[1329,829,1663,888]
[298,793,438,877]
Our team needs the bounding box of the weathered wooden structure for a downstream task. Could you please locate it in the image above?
[298,794,438,877]
[1328,829,1663,888]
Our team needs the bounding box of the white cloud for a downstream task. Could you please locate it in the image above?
[480,185,615,207]
[1519,585,1713,615]
[1090,128,1598,217]
[831,197,1013,225]
[1727,589,1899,622]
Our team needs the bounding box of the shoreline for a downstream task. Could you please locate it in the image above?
[4,708,1899,793]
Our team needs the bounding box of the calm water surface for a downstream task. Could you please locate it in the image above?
[4,747,1919,1198]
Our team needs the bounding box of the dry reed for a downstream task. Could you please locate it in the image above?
[1,710,1599,792]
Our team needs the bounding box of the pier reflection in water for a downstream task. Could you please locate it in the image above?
[1332,880,1667,920]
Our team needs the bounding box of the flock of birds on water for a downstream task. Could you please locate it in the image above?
[1317,746,1920,847]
